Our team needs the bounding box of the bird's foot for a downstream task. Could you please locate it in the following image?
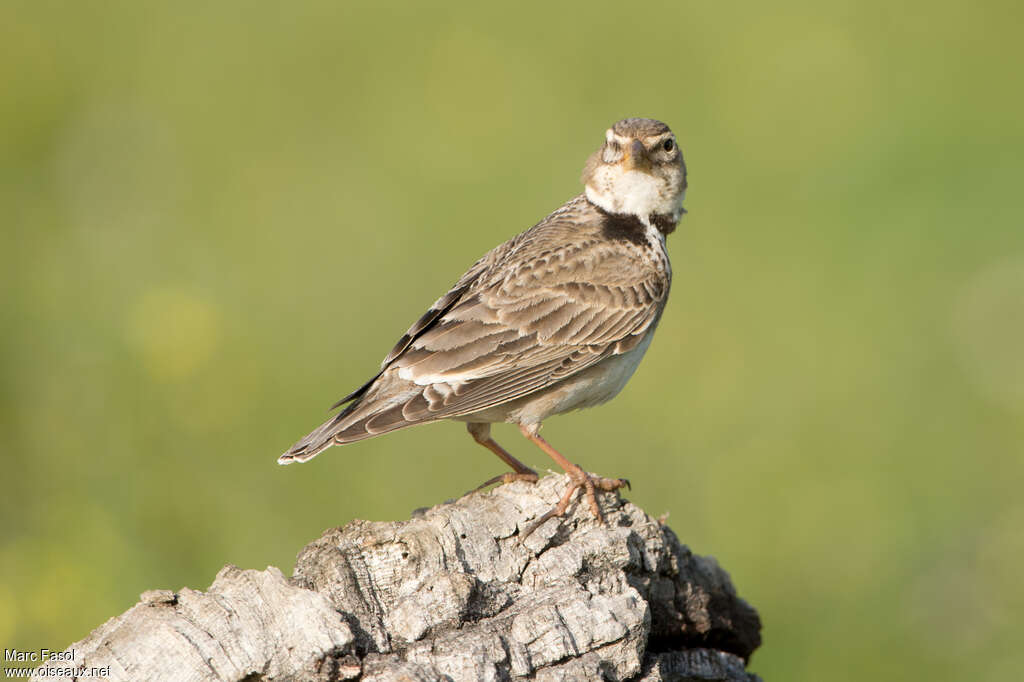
[526,465,629,537]
[473,470,540,492]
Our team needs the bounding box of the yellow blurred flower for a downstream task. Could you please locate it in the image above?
[126,288,221,382]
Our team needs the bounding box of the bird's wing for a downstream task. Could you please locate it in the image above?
[372,234,670,425]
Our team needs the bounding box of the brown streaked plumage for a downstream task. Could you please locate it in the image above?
[281,117,687,530]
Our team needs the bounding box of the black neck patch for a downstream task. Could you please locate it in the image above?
[599,210,648,246]
[650,212,680,235]
[597,206,680,244]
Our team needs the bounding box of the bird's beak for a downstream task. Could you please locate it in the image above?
[622,139,651,172]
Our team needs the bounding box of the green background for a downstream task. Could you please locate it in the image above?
[3,1,1022,679]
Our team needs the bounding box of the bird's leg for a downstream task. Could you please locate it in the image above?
[467,423,539,489]
[518,423,629,525]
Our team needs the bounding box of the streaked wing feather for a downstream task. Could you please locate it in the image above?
[379,234,525,368]
[325,237,523,411]
[388,262,666,420]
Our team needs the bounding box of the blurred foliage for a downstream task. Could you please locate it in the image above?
[2,0,1023,678]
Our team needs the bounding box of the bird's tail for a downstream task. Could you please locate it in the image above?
[277,385,427,465]
[277,404,358,464]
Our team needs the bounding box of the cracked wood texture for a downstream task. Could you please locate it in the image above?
[31,474,762,681]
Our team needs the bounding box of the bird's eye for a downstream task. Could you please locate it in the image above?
[662,138,675,152]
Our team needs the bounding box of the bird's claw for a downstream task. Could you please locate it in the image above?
[523,466,629,538]
[472,470,539,493]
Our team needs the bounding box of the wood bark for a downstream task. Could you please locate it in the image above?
[32,474,762,681]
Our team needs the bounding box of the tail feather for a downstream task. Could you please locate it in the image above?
[277,387,427,465]
[277,403,358,465]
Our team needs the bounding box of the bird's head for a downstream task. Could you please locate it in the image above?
[581,118,687,227]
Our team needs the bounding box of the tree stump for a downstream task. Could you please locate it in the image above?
[31,474,762,681]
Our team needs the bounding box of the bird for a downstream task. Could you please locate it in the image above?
[280,117,687,528]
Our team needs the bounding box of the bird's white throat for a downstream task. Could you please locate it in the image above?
[585,166,684,221]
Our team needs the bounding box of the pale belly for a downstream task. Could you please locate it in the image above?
[456,327,656,426]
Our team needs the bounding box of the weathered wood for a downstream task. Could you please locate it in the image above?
[32,474,762,681]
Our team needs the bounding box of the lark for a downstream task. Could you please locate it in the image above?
[281,118,687,528]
